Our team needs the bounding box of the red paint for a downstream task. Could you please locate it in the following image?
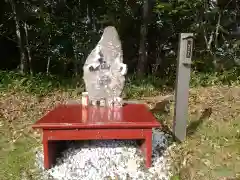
[33,104,161,169]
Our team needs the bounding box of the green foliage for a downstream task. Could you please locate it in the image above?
[190,68,240,87]
[0,0,239,77]
[0,70,78,95]
[1,68,240,99]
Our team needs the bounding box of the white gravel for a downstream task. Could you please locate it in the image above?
[35,129,174,180]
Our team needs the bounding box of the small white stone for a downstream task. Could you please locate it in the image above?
[127,159,138,173]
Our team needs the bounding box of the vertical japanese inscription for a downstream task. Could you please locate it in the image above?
[186,40,192,58]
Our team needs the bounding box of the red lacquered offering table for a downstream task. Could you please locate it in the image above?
[32,104,161,169]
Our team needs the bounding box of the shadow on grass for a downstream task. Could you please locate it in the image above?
[187,107,212,137]
[154,107,212,143]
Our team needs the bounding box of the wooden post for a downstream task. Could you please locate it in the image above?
[173,33,193,142]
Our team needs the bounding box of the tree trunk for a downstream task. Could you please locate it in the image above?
[92,9,96,32]
[213,12,222,69]
[137,0,149,77]
[24,22,32,74]
[10,0,27,74]
[73,45,79,76]
[87,2,96,32]
[46,37,51,75]
[46,56,51,75]
[71,32,79,77]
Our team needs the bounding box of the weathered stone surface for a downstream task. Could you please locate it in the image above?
[83,26,127,106]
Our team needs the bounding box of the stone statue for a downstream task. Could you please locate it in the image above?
[83,26,127,107]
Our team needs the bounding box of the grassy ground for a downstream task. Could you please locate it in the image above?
[169,86,240,180]
[0,70,240,180]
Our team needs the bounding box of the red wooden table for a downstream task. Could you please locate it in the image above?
[32,104,161,169]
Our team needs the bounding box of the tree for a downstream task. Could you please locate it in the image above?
[8,0,27,74]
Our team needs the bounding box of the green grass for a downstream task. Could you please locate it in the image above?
[169,86,240,180]
[0,70,240,180]
[179,117,240,179]
[190,67,240,87]
[0,117,40,180]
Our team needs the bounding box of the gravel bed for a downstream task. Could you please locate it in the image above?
[35,129,173,180]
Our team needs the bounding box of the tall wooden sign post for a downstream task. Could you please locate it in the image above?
[173,33,194,142]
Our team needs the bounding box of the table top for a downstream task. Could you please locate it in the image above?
[32,104,161,129]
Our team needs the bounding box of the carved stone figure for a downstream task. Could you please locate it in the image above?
[83,26,127,106]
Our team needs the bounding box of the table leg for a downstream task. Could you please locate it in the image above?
[43,140,57,169]
[141,130,152,168]
[145,131,152,168]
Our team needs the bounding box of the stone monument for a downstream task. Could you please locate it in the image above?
[83,26,127,107]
